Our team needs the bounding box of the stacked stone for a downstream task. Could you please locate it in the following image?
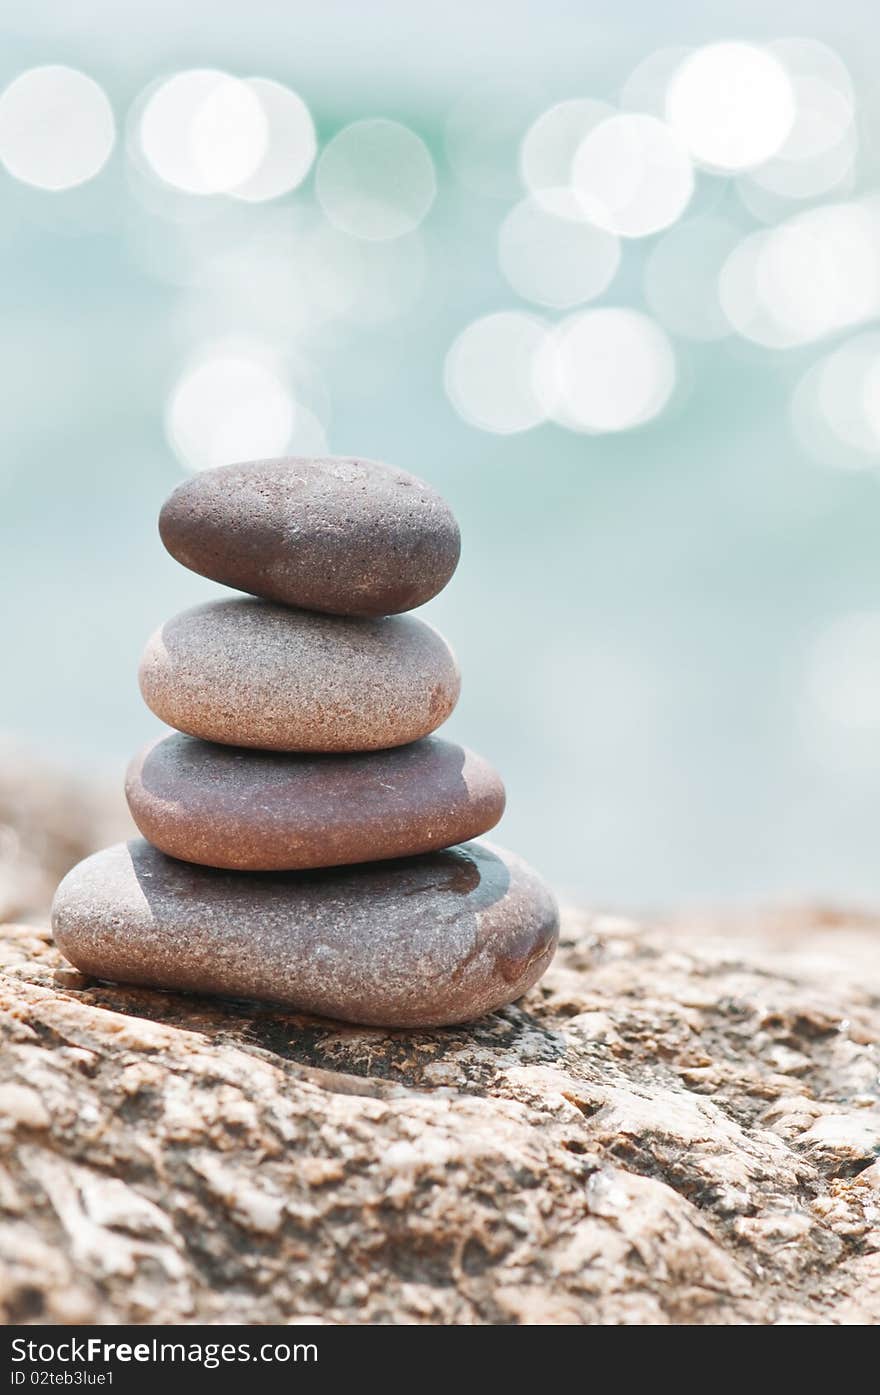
[52,458,559,1027]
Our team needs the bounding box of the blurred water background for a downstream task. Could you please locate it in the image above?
[3,1,880,908]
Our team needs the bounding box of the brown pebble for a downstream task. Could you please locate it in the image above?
[138,598,460,751]
[159,456,461,617]
[126,733,506,870]
[53,967,91,991]
[51,839,559,1028]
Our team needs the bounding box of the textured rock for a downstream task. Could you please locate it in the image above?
[4,904,880,1324]
[138,599,460,752]
[51,838,558,1027]
[158,456,461,617]
[125,733,506,870]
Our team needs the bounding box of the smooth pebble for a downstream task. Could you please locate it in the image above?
[126,733,506,870]
[159,456,461,617]
[138,599,460,751]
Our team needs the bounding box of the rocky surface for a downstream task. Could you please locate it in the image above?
[3,900,880,1324]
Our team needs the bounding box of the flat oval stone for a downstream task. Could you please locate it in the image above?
[139,599,460,751]
[51,839,559,1027]
[126,733,506,871]
[159,456,461,617]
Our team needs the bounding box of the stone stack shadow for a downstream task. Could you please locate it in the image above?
[51,457,559,1027]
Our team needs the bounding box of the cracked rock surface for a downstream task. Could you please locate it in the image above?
[2,905,880,1325]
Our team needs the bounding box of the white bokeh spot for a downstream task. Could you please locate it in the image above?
[445,312,548,434]
[138,70,268,195]
[720,201,880,348]
[519,98,613,208]
[741,41,856,205]
[499,190,620,308]
[0,65,115,191]
[571,113,693,238]
[537,307,676,433]
[666,42,796,171]
[231,79,316,202]
[167,346,295,470]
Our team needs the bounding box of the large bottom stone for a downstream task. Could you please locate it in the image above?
[51,839,559,1028]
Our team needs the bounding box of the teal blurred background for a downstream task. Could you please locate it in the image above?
[2,1,880,907]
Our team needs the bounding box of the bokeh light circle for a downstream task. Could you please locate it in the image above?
[720,202,880,348]
[498,191,620,308]
[139,70,268,194]
[739,40,856,206]
[519,98,613,207]
[760,205,878,343]
[777,74,853,161]
[718,227,796,348]
[571,113,693,237]
[0,65,115,191]
[167,346,294,470]
[538,307,676,433]
[666,42,796,170]
[316,118,436,240]
[445,311,548,434]
[231,79,316,202]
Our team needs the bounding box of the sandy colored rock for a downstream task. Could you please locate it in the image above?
[4,902,880,1324]
[125,733,506,871]
[158,456,461,617]
[138,599,460,752]
[51,839,558,1028]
